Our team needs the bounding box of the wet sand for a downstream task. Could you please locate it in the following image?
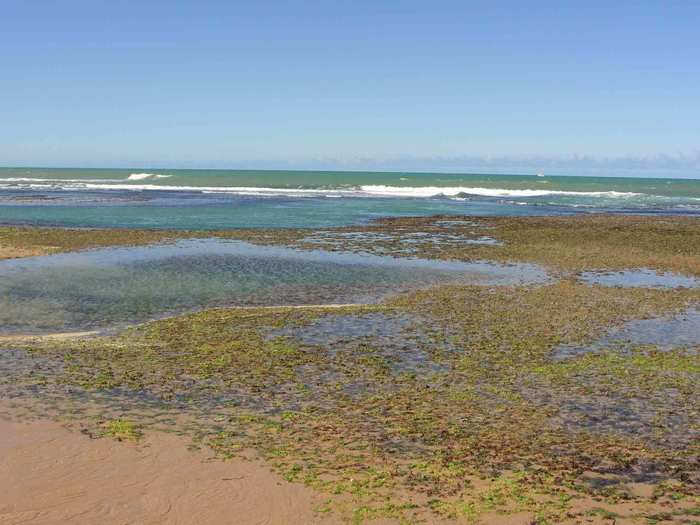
[0,411,336,525]
[0,413,674,525]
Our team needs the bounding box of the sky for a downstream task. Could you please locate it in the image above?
[1,1,699,174]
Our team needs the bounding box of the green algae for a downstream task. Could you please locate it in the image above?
[100,418,142,441]
[8,281,699,523]
[3,214,700,276]
[2,215,700,523]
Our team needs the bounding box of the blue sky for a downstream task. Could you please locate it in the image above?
[1,1,699,174]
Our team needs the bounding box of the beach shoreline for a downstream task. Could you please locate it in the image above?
[1,215,699,524]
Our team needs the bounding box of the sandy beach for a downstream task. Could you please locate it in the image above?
[0,405,335,525]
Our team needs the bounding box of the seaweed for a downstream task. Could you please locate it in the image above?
[2,215,700,523]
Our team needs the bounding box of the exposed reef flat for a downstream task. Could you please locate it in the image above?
[1,215,699,524]
[2,214,700,275]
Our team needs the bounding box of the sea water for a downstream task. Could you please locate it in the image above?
[1,168,699,229]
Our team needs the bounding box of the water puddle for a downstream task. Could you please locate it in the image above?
[268,312,454,375]
[302,231,396,243]
[553,307,700,360]
[0,239,548,333]
[432,220,481,228]
[578,268,699,289]
[397,233,502,246]
[549,392,697,449]
[300,227,503,254]
[521,370,699,450]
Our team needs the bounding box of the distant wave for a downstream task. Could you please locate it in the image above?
[0,181,357,196]
[86,184,641,199]
[127,173,172,180]
[0,179,676,202]
[92,184,355,196]
[358,185,643,198]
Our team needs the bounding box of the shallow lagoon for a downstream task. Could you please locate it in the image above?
[0,239,548,333]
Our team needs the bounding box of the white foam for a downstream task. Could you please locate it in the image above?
[0,180,329,195]
[0,180,653,200]
[86,184,357,196]
[127,173,172,180]
[127,173,154,180]
[358,185,642,198]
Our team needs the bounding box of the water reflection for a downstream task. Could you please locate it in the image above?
[0,239,548,333]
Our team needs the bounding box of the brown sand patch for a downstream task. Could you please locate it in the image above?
[0,414,337,525]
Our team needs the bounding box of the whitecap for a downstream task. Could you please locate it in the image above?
[127,173,172,181]
[127,173,155,180]
[358,185,643,198]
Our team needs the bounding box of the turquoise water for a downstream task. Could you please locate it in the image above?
[1,167,699,229]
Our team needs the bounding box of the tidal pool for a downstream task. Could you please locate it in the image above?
[300,228,502,254]
[553,307,700,360]
[0,239,548,333]
[578,268,699,289]
[268,312,455,375]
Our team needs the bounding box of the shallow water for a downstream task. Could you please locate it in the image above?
[0,239,548,333]
[269,312,454,375]
[300,227,502,256]
[578,268,699,289]
[550,392,697,450]
[553,307,700,360]
[2,168,700,231]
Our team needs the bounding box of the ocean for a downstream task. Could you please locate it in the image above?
[1,167,699,229]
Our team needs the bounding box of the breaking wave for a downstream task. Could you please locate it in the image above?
[0,179,644,200]
[127,173,172,180]
[358,185,642,198]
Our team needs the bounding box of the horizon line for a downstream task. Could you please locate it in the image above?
[2,164,700,180]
